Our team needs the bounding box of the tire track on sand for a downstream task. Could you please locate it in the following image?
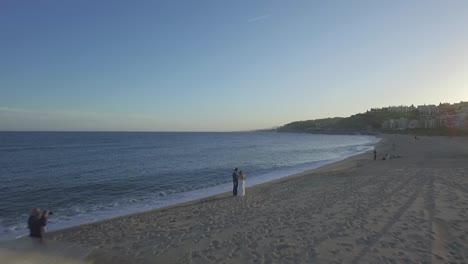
[314,171,417,245]
[350,176,429,264]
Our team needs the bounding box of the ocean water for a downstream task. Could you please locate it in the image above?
[0,132,379,240]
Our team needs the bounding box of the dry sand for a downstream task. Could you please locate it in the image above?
[3,135,468,263]
[0,238,92,264]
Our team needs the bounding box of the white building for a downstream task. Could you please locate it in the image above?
[388,106,413,114]
[424,119,436,128]
[417,105,439,116]
[439,114,468,129]
[397,118,408,130]
[382,119,397,130]
[382,118,409,130]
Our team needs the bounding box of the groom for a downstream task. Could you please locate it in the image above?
[232,168,239,196]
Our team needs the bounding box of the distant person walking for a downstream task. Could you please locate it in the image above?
[239,171,246,196]
[232,168,239,196]
[373,148,377,160]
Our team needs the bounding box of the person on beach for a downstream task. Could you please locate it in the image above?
[382,152,390,160]
[232,168,239,196]
[28,208,50,241]
[238,171,246,196]
[373,148,377,160]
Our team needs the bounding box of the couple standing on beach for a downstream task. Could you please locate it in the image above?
[232,168,246,196]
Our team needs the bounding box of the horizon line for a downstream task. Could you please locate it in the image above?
[0,130,272,133]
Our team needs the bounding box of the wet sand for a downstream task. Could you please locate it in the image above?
[4,135,468,263]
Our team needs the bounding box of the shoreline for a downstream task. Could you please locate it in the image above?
[0,135,379,242]
[44,138,381,238]
[10,135,447,263]
[40,134,468,263]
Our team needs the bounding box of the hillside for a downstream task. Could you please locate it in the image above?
[277,104,468,136]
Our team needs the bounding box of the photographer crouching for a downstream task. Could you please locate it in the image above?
[27,208,51,241]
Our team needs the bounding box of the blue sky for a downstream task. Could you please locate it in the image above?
[1,0,468,131]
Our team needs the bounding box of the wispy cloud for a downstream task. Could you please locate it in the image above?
[247,14,271,23]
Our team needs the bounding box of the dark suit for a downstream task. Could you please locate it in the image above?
[232,171,239,196]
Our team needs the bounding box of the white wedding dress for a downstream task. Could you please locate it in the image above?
[239,177,246,196]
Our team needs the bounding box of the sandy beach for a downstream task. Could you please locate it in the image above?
[3,135,468,263]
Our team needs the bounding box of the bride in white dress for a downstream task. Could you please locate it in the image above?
[239,171,246,196]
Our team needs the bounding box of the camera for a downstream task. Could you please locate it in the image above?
[42,210,53,216]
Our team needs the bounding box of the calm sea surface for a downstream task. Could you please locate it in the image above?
[0,132,379,240]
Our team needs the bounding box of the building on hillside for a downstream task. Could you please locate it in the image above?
[382,118,410,130]
[408,119,419,129]
[439,115,454,128]
[417,105,439,116]
[388,106,413,114]
[439,103,451,107]
[382,119,396,130]
[438,103,456,115]
[453,101,468,114]
[463,115,468,130]
[369,107,385,112]
[397,118,408,130]
[382,119,394,130]
[453,101,468,107]
[424,119,436,128]
[439,113,468,129]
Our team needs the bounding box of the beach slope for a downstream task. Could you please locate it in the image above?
[13,135,468,263]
